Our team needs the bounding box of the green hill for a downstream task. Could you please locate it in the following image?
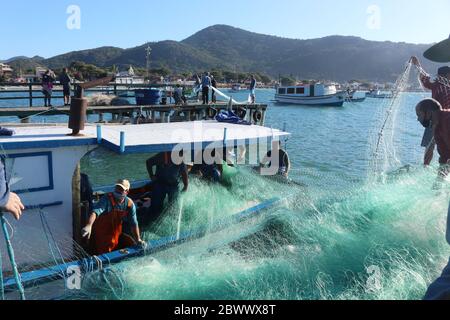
[182,25,438,82]
[107,41,228,72]
[7,25,443,82]
[44,47,124,69]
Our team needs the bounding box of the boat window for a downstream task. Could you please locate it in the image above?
[296,87,305,94]
[278,88,286,94]
[287,88,295,94]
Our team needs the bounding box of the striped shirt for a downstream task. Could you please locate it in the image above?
[420,73,450,110]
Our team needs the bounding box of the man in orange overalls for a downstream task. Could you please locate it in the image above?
[81,179,146,255]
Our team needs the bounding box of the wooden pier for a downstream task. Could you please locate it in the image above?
[0,103,268,125]
[0,82,268,125]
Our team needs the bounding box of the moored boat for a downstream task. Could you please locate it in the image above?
[274,83,346,106]
[365,89,393,99]
[345,90,367,103]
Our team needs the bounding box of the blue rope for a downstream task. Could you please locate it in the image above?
[0,236,4,300]
[0,213,25,300]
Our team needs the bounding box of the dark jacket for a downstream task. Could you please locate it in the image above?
[59,73,71,87]
[434,110,450,164]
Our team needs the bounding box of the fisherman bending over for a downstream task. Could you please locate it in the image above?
[415,98,450,177]
[410,57,450,165]
[146,152,189,218]
[81,179,145,255]
[259,141,290,177]
[190,150,224,183]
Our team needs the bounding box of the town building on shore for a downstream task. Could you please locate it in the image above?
[14,67,48,83]
[115,66,145,84]
[0,63,13,79]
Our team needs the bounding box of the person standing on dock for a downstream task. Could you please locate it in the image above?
[81,179,146,255]
[211,75,217,103]
[59,68,72,106]
[410,57,450,165]
[194,74,201,101]
[174,84,187,105]
[42,70,55,107]
[249,75,257,104]
[146,152,189,219]
[0,158,25,220]
[201,72,212,105]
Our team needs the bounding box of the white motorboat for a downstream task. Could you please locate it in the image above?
[274,83,346,106]
[365,89,393,99]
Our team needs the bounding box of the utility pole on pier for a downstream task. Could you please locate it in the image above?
[146,44,152,83]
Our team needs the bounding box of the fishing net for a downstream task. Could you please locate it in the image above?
[2,60,450,300]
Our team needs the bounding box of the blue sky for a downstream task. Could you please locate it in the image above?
[1,0,449,60]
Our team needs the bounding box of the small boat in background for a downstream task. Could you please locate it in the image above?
[274,83,346,106]
[346,90,366,103]
[365,89,393,99]
[229,84,244,92]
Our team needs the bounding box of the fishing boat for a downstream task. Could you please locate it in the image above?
[274,83,346,106]
[0,118,290,299]
[365,89,393,99]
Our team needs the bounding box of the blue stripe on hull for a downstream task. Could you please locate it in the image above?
[275,100,344,107]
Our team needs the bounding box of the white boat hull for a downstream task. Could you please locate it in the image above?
[274,92,346,106]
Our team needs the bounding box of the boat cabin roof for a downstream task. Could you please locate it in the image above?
[0,121,290,154]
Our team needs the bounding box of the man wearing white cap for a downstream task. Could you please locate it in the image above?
[81,179,146,255]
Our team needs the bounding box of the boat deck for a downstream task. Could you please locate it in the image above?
[0,121,290,154]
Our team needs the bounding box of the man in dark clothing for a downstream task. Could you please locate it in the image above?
[260,141,290,177]
[249,75,257,104]
[42,70,55,107]
[211,75,217,103]
[174,84,187,105]
[0,159,25,220]
[191,163,222,183]
[194,74,201,101]
[201,72,211,105]
[146,152,189,218]
[80,173,94,219]
[59,68,72,106]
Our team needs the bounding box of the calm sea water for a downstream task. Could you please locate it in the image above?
[2,88,450,300]
[0,88,428,188]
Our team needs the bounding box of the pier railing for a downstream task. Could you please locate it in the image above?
[0,82,191,107]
